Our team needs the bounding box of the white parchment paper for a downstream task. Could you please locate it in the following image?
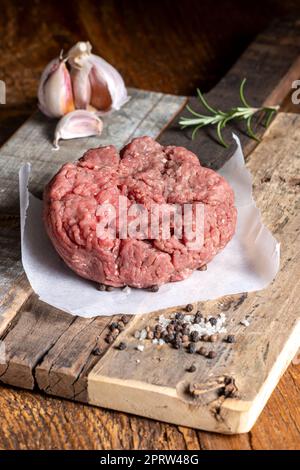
[19,135,280,317]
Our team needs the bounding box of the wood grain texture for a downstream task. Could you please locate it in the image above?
[88,112,300,433]
[0,2,300,450]
[1,0,300,147]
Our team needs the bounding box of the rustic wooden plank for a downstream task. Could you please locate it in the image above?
[88,112,300,433]
[35,314,134,402]
[0,18,299,439]
[0,296,75,389]
[159,17,300,168]
[0,89,185,329]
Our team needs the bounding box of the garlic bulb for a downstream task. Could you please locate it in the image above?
[38,55,74,118]
[68,41,129,112]
[53,110,103,150]
[38,42,129,118]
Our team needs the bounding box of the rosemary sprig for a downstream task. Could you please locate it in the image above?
[179,78,279,147]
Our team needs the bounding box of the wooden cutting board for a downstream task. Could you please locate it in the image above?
[0,18,299,434]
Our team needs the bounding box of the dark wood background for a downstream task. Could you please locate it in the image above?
[0,0,300,450]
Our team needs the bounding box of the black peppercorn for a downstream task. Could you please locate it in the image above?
[121,315,130,324]
[148,284,159,292]
[175,312,184,321]
[97,283,106,291]
[188,343,197,354]
[92,347,102,356]
[207,350,217,359]
[173,339,182,349]
[106,285,114,292]
[109,322,118,331]
[190,331,200,342]
[105,335,114,344]
[186,364,196,373]
[197,264,207,271]
[117,342,127,350]
[165,334,175,343]
[225,334,236,343]
[209,317,217,326]
[186,304,193,312]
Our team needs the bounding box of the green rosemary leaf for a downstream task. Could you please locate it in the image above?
[239,78,251,108]
[246,115,260,142]
[216,120,228,148]
[196,88,218,115]
[180,79,279,147]
[264,108,276,128]
[191,123,205,140]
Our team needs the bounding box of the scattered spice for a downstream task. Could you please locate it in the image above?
[122,285,131,294]
[209,334,218,343]
[186,304,193,312]
[135,311,227,358]
[225,334,236,343]
[97,283,106,291]
[111,328,120,339]
[207,350,217,359]
[121,315,130,324]
[173,339,183,349]
[198,346,207,356]
[186,364,197,373]
[105,334,114,344]
[188,343,197,354]
[139,329,147,340]
[240,318,250,327]
[175,312,184,321]
[201,334,210,342]
[117,342,127,350]
[109,322,118,331]
[117,321,125,330]
[106,285,114,292]
[197,264,207,271]
[190,331,200,342]
[92,347,102,356]
[148,284,159,292]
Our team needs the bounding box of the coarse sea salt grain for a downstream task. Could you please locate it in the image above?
[158,312,227,336]
[136,344,144,352]
[240,318,250,327]
[139,329,147,340]
[122,285,131,294]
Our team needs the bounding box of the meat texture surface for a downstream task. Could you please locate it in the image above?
[44,136,237,288]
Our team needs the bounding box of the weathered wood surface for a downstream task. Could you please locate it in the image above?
[0,17,299,446]
[160,17,300,167]
[0,89,185,325]
[89,112,300,433]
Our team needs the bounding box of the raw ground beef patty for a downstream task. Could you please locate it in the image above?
[44,136,237,288]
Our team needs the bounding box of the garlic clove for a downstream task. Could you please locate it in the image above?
[89,53,129,111]
[53,110,103,150]
[67,41,129,113]
[38,56,74,118]
[71,62,92,109]
[89,63,112,111]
